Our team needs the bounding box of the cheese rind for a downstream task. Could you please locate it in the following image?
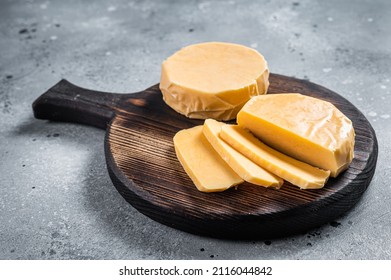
[202,119,283,188]
[173,125,243,192]
[160,42,269,120]
[220,125,330,189]
[237,94,355,177]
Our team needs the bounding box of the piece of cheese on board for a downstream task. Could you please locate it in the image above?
[173,125,243,192]
[160,42,269,120]
[237,93,355,177]
[220,125,331,189]
[202,119,283,188]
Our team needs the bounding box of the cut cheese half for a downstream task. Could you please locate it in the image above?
[220,125,330,189]
[173,125,243,192]
[202,119,283,188]
[160,42,269,120]
[237,93,355,177]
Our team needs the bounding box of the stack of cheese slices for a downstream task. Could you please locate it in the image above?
[161,42,355,192]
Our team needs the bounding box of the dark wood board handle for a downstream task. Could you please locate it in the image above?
[32,79,128,129]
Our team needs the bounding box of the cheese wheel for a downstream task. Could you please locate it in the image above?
[237,94,355,177]
[160,42,269,120]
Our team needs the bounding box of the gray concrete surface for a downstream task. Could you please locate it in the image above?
[0,0,390,260]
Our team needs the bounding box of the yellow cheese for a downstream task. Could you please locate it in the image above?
[202,119,283,188]
[220,125,331,189]
[237,94,355,177]
[160,42,269,121]
[173,125,243,192]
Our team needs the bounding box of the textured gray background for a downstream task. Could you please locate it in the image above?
[0,0,390,259]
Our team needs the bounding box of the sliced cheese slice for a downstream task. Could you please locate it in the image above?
[173,125,243,192]
[237,94,355,177]
[203,119,283,188]
[220,125,330,189]
[160,42,269,120]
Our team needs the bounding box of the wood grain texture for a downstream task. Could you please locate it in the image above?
[33,74,378,239]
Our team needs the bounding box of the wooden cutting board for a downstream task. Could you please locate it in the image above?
[33,74,378,239]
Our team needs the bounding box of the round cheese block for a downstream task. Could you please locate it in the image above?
[159,42,269,120]
[237,93,355,177]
